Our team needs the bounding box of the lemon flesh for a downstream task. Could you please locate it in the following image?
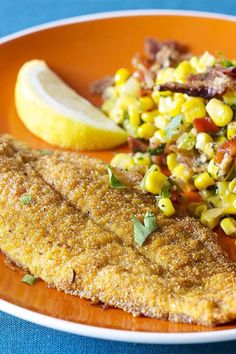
[15,60,127,150]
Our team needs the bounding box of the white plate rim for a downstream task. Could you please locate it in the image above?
[1,9,236,344]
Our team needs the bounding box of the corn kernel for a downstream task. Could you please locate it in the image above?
[154,114,170,130]
[200,208,223,229]
[174,60,193,83]
[114,68,130,85]
[158,197,175,216]
[216,182,229,196]
[128,106,140,126]
[229,178,236,194]
[156,68,175,84]
[172,163,192,183]
[208,196,221,208]
[189,56,199,70]
[223,89,236,105]
[121,77,141,97]
[110,153,134,171]
[153,129,167,143]
[204,142,216,159]
[159,95,184,117]
[182,98,206,123]
[216,136,227,144]
[197,51,216,72]
[109,107,125,124]
[176,132,196,150]
[116,95,137,110]
[144,170,168,194]
[195,132,213,152]
[139,96,155,112]
[219,194,236,212]
[206,98,233,127]
[142,110,159,123]
[167,153,177,171]
[194,172,215,190]
[200,189,215,201]
[133,152,151,166]
[207,159,219,179]
[227,121,236,140]
[102,98,116,114]
[138,123,156,140]
[220,217,236,236]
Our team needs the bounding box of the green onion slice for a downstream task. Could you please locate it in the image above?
[21,274,37,286]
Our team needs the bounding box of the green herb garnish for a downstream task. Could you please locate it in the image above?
[218,53,236,68]
[21,274,37,286]
[231,104,236,111]
[107,165,125,189]
[160,186,171,198]
[132,211,158,246]
[21,193,32,205]
[149,143,166,156]
[39,149,53,155]
[165,114,183,139]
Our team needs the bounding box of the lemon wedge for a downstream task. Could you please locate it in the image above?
[15,60,127,150]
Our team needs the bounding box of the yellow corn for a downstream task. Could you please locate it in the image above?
[216,136,227,144]
[228,178,236,194]
[220,217,236,236]
[187,202,208,218]
[223,89,236,105]
[154,114,170,130]
[153,129,167,143]
[141,109,159,123]
[158,198,175,216]
[102,98,116,114]
[172,163,192,183]
[110,153,134,171]
[158,95,184,117]
[207,196,221,207]
[206,98,233,127]
[138,96,155,112]
[114,68,130,85]
[194,172,215,190]
[204,142,216,159]
[109,107,125,124]
[182,98,206,123]
[174,60,193,83]
[144,170,168,195]
[227,121,236,140]
[176,132,196,150]
[156,67,175,84]
[138,123,156,140]
[116,95,137,110]
[218,194,236,213]
[128,106,141,126]
[195,132,213,151]
[207,159,219,179]
[200,208,223,229]
[133,152,151,166]
[197,52,216,72]
[189,56,199,71]
[200,189,215,201]
[217,182,229,196]
[121,77,141,97]
[166,153,177,171]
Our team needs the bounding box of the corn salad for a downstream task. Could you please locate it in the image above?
[99,44,236,236]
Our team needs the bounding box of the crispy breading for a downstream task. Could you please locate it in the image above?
[1,135,236,325]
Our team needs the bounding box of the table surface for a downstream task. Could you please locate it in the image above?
[1,1,236,353]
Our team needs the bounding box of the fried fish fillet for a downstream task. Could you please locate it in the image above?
[1,135,236,326]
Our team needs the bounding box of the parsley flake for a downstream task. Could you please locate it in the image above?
[21,193,32,205]
[132,211,158,246]
[149,143,166,156]
[107,165,125,189]
[21,274,37,286]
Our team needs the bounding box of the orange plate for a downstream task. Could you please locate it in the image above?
[1,10,236,344]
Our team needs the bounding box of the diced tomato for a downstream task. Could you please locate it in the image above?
[214,136,236,164]
[128,137,147,153]
[151,154,166,165]
[193,117,220,133]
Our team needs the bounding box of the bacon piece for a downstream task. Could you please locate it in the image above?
[193,117,220,133]
[215,137,236,164]
[156,65,236,99]
[128,137,147,153]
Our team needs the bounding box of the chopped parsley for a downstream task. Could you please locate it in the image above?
[218,53,236,68]
[21,274,37,286]
[149,143,166,156]
[107,165,125,189]
[21,193,32,205]
[132,211,158,246]
[160,186,171,198]
[164,114,183,139]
